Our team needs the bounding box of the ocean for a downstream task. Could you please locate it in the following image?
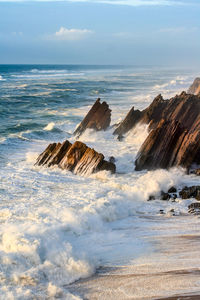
[0,65,200,299]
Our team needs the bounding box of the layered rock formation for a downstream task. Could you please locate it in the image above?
[135,92,200,171]
[35,140,116,176]
[113,94,167,136]
[188,77,200,95]
[74,98,111,137]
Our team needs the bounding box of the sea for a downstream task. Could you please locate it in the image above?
[0,65,200,299]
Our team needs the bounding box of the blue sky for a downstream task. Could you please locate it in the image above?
[0,0,200,65]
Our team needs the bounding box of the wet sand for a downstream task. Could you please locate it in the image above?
[66,216,200,299]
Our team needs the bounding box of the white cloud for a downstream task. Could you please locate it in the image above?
[49,27,94,41]
[159,27,199,34]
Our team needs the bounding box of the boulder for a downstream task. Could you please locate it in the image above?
[35,140,116,176]
[135,92,200,171]
[188,78,200,95]
[179,186,200,200]
[188,202,200,215]
[74,98,111,137]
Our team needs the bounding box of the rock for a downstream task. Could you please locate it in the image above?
[160,191,171,201]
[179,186,200,200]
[35,140,116,176]
[135,92,200,171]
[113,106,142,136]
[74,98,111,137]
[188,78,200,95]
[168,186,177,193]
[113,94,167,136]
[188,202,200,215]
[194,169,200,176]
[109,156,115,164]
[148,195,156,201]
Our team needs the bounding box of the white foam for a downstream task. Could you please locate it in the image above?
[43,122,55,131]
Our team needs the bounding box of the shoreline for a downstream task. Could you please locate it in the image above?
[66,215,200,299]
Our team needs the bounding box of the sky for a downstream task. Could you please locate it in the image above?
[0,0,200,65]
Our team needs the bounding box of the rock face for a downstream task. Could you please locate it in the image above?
[135,92,200,171]
[35,140,116,176]
[188,78,200,95]
[74,98,111,137]
[113,94,167,136]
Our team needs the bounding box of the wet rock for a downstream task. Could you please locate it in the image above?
[179,186,200,200]
[159,209,165,214]
[74,98,111,137]
[135,92,200,171]
[35,140,116,176]
[114,94,167,137]
[188,202,200,215]
[148,195,156,201]
[188,77,200,95]
[160,191,171,201]
[109,156,116,164]
[113,106,142,136]
[168,186,177,193]
[194,169,200,176]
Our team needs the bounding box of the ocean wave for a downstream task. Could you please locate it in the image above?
[0,75,5,81]
[43,122,55,131]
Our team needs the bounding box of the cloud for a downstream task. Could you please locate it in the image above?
[48,27,94,41]
[158,27,199,34]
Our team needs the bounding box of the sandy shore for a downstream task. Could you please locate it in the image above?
[66,216,200,299]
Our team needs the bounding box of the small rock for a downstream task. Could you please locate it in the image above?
[160,191,171,201]
[168,186,177,193]
[188,202,200,215]
[109,156,116,164]
[148,195,156,201]
[159,209,165,214]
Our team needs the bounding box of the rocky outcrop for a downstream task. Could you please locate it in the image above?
[188,78,200,95]
[113,94,167,136]
[74,98,111,137]
[35,140,116,176]
[135,92,200,171]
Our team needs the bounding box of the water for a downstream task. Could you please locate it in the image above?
[0,65,200,299]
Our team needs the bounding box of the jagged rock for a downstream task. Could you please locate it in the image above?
[74,98,111,137]
[35,140,116,176]
[113,94,166,136]
[113,106,142,136]
[188,78,200,95]
[135,92,200,171]
[179,186,200,200]
[188,202,200,215]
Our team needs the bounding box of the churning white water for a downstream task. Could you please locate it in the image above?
[0,65,200,299]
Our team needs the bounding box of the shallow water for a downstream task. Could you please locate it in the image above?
[0,65,200,299]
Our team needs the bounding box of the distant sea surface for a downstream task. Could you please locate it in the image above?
[0,65,200,299]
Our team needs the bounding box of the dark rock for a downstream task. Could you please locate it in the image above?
[172,194,177,200]
[159,209,165,214]
[148,195,156,201]
[35,140,116,176]
[113,106,142,136]
[113,94,167,137]
[109,156,116,164]
[179,186,200,200]
[188,78,200,95]
[160,191,171,201]
[135,92,200,171]
[74,98,111,137]
[168,186,177,193]
[188,202,200,215]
